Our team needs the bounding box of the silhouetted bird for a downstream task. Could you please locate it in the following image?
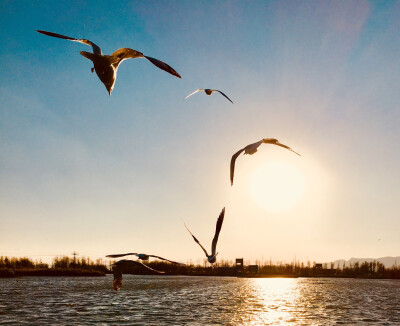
[230,138,301,185]
[106,252,182,265]
[185,89,233,103]
[185,207,225,264]
[112,259,165,291]
[36,30,181,95]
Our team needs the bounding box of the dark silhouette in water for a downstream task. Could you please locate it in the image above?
[185,207,225,264]
[185,89,233,103]
[230,138,301,185]
[106,253,182,265]
[36,30,181,95]
[112,259,164,291]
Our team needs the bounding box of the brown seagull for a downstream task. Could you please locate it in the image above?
[185,89,233,103]
[230,139,301,185]
[36,30,181,95]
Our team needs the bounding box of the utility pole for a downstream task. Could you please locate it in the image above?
[72,251,78,268]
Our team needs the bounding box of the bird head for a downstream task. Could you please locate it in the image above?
[106,84,114,96]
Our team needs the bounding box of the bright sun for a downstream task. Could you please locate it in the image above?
[250,161,306,213]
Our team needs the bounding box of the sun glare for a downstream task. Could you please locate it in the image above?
[250,161,305,213]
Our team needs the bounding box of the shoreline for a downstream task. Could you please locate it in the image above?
[2,269,399,280]
[0,268,105,278]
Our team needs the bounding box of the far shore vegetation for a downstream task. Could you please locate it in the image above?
[1,256,399,279]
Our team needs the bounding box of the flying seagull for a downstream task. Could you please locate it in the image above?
[230,138,301,185]
[112,259,165,291]
[185,207,225,264]
[106,252,182,265]
[185,89,233,103]
[36,30,181,95]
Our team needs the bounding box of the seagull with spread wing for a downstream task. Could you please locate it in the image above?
[185,207,225,264]
[230,138,301,186]
[185,89,233,103]
[36,30,181,95]
[106,252,182,265]
[112,259,165,291]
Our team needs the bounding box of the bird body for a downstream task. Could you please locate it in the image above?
[185,89,233,103]
[36,30,181,95]
[243,140,264,155]
[230,138,301,185]
[185,207,225,264]
[137,253,150,261]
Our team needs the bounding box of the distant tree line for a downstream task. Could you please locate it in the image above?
[292,260,399,279]
[0,256,108,271]
[52,256,108,273]
[0,256,108,277]
[0,256,49,269]
[1,256,399,279]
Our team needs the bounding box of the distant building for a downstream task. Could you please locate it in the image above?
[235,258,244,273]
[314,263,323,269]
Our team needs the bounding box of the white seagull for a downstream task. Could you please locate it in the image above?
[112,259,165,291]
[185,89,233,103]
[106,252,182,265]
[36,30,181,95]
[230,138,301,185]
[185,207,225,264]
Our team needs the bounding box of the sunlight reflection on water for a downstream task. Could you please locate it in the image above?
[1,276,399,325]
[229,278,298,325]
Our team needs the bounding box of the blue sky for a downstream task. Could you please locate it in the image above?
[0,0,399,265]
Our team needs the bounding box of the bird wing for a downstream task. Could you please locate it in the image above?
[110,48,181,78]
[36,30,102,55]
[211,207,225,256]
[110,48,144,66]
[184,223,209,257]
[148,255,184,265]
[116,259,165,274]
[263,139,301,156]
[185,89,204,99]
[144,55,181,78]
[215,90,233,103]
[106,253,138,258]
[132,260,165,274]
[230,147,246,186]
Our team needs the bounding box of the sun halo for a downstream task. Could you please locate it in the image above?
[249,161,306,213]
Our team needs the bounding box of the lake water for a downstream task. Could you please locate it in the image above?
[1,276,399,325]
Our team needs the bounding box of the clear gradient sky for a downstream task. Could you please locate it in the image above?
[0,0,399,265]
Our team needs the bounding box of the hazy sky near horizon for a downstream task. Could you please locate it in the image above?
[1,0,399,265]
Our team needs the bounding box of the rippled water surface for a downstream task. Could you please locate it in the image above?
[1,276,399,325]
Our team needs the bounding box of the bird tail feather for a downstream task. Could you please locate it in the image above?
[79,51,100,62]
